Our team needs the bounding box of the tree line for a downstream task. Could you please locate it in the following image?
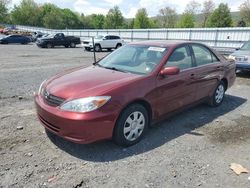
[1,0,250,29]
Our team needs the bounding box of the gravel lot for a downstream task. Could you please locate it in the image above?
[0,43,250,188]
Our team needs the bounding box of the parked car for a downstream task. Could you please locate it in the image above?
[32,31,46,42]
[36,33,81,48]
[0,35,31,44]
[82,35,125,52]
[35,41,236,147]
[229,41,250,72]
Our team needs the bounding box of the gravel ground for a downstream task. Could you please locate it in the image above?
[0,43,250,188]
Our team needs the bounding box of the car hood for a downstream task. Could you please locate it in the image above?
[45,66,142,100]
[231,50,250,57]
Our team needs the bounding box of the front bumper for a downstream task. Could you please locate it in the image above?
[36,42,45,48]
[35,94,117,144]
[236,62,250,71]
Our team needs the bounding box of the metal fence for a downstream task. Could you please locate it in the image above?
[12,25,250,50]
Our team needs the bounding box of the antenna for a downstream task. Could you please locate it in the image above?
[92,36,97,64]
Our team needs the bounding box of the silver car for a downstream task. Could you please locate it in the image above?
[229,41,250,72]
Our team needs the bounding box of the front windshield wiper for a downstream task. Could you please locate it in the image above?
[103,66,128,73]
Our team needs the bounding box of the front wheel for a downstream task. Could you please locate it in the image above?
[46,43,53,48]
[116,43,122,49]
[208,81,226,107]
[94,44,101,52]
[113,104,148,147]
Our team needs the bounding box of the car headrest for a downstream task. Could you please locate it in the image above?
[169,51,186,62]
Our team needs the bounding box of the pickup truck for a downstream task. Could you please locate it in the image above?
[82,35,125,52]
[36,33,81,48]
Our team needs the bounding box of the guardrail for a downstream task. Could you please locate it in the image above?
[16,25,250,49]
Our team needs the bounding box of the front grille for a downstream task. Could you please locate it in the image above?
[43,90,65,107]
[83,41,89,44]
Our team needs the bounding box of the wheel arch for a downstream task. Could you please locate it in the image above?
[221,78,228,91]
[113,98,153,136]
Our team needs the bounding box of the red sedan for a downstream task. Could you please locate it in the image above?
[35,41,236,146]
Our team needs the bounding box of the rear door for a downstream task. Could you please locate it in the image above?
[190,44,224,100]
[155,45,197,116]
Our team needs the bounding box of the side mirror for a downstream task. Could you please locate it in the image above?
[160,67,180,76]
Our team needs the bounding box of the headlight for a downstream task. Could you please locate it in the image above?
[60,96,111,113]
[228,55,235,60]
[38,80,46,94]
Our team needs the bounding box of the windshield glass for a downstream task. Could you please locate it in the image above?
[47,34,55,38]
[97,45,168,75]
[95,35,103,39]
[241,42,250,50]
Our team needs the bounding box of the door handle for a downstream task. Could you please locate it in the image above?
[216,66,223,70]
[190,73,195,79]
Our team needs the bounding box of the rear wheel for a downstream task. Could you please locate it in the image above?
[208,81,226,107]
[113,104,148,147]
[85,47,90,51]
[70,42,76,48]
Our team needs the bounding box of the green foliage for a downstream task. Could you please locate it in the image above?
[207,3,232,27]
[158,7,177,28]
[90,14,105,29]
[11,0,41,26]
[240,0,250,26]
[0,0,10,23]
[1,1,239,29]
[104,6,124,29]
[134,8,150,28]
[178,13,195,28]
[42,4,65,29]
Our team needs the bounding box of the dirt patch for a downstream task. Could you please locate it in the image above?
[208,116,250,144]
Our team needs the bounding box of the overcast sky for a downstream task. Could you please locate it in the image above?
[11,0,244,18]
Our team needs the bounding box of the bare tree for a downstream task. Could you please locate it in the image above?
[201,0,215,27]
[185,0,201,15]
[240,0,250,25]
[158,7,177,28]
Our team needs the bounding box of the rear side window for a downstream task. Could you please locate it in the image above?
[192,45,219,66]
[165,46,192,70]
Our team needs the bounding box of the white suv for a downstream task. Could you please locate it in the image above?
[82,35,125,52]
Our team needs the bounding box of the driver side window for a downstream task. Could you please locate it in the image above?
[165,46,192,70]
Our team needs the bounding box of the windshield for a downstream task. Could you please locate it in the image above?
[241,42,250,50]
[47,34,55,38]
[97,45,168,75]
[95,35,103,39]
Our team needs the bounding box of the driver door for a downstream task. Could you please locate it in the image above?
[154,45,198,116]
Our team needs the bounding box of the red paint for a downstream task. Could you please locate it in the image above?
[35,41,236,144]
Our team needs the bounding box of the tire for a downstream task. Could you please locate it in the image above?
[94,44,101,52]
[70,42,76,48]
[46,43,53,48]
[65,45,69,48]
[85,47,90,51]
[113,104,149,147]
[116,43,122,49]
[208,81,226,107]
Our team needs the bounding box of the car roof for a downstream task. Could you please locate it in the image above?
[129,40,197,48]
